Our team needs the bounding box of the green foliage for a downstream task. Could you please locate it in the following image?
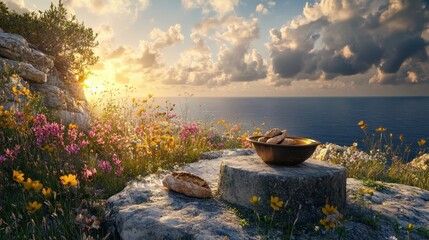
[0,1,98,81]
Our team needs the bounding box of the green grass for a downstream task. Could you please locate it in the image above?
[323,121,429,190]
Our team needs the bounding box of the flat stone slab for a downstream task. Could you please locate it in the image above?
[347,178,429,228]
[106,149,259,240]
[218,155,347,223]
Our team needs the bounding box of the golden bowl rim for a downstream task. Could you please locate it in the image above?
[246,135,320,147]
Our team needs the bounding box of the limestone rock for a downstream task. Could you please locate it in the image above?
[162,171,212,198]
[0,29,54,73]
[0,30,29,60]
[346,178,429,229]
[106,149,429,240]
[28,48,54,73]
[218,155,347,223]
[408,153,429,170]
[0,28,92,128]
[30,84,67,109]
[0,57,47,83]
[56,110,91,130]
[106,150,259,240]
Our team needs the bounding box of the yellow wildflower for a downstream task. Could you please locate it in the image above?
[11,73,19,78]
[320,218,336,230]
[249,196,260,204]
[407,223,414,231]
[360,124,368,130]
[23,178,43,191]
[13,170,25,183]
[41,144,55,152]
[389,133,393,138]
[322,204,338,215]
[399,134,404,142]
[68,123,78,129]
[375,127,387,133]
[358,187,374,196]
[26,201,42,213]
[418,139,426,147]
[357,120,365,126]
[12,86,22,95]
[42,188,51,197]
[270,196,283,211]
[22,87,30,96]
[60,174,78,188]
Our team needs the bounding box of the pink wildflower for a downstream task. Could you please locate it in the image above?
[82,165,97,180]
[99,160,112,173]
[179,122,200,141]
[112,154,122,166]
[115,167,124,176]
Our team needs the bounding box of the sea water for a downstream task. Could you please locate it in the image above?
[164,97,429,151]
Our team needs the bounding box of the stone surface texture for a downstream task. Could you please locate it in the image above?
[347,178,429,228]
[218,155,347,223]
[408,153,429,170]
[107,149,429,240]
[106,149,259,240]
[0,28,91,128]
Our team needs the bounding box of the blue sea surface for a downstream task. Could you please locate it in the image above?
[166,97,429,149]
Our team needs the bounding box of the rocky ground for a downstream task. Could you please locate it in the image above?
[106,149,429,240]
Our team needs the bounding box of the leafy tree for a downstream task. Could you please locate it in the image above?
[0,1,98,82]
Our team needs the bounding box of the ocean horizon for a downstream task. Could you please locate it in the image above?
[155,96,429,157]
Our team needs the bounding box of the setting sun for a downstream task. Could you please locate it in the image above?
[82,78,107,97]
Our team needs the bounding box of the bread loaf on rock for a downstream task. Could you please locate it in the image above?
[162,171,212,198]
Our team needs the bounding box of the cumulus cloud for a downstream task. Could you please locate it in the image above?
[182,0,239,16]
[150,24,185,48]
[164,16,267,86]
[255,3,268,14]
[267,0,429,86]
[63,0,149,15]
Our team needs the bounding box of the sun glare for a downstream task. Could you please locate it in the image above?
[83,78,107,98]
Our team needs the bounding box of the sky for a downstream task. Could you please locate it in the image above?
[4,0,429,97]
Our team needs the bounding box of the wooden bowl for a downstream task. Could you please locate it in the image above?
[247,136,320,166]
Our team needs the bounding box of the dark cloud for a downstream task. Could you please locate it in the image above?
[268,0,429,85]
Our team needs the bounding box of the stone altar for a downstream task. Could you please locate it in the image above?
[218,155,347,223]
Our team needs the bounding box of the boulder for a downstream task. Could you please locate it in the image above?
[106,150,259,240]
[30,84,67,109]
[0,29,54,73]
[218,155,347,223]
[106,149,429,240]
[0,28,92,127]
[0,57,47,83]
[408,153,429,170]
